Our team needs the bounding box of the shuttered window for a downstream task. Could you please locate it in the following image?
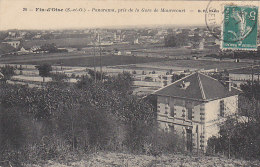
[220,100,224,117]
[188,108,192,120]
[170,106,175,117]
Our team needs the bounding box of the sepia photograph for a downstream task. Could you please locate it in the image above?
[0,0,260,166]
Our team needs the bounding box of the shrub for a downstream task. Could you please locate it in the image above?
[51,72,68,82]
[143,129,184,155]
[144,76,153,82]
[0,65,15,81]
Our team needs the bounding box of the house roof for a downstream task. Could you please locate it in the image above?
[153,72,241,101]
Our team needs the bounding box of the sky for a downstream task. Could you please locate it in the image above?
[0,0,259,30]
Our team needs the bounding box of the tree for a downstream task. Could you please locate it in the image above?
[207,81,260,159]
[0,32,8,41]
[209,71,229,87]
[0,65,15,82]
[40,43,58,53]
[51,72,68,83]
[104,72,134,95]
[240,80,260,101]
[35,64,52,82]
[171,73,185,83]
[164,35,177,47]
[87,69,103,81]
[164,33,189,47]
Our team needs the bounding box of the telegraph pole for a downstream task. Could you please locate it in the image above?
[251,65,254,97]
[98,33,102,81]
[93,33,97,83]
[257,65,259,85]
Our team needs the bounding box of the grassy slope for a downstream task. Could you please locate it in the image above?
[26,152,260,167]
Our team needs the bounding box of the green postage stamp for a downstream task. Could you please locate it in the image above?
[222,5,258,51]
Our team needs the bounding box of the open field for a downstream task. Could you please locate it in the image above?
[138,59,253,71]
[26,152,260,167]
[9,55,165,67]
[0,52,93,64]
[132,47,217,58]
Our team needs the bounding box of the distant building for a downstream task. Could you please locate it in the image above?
[17,47,30,54]
[115,51,122,56]
[228,66,260,87]
[153,72,240,152]
[2,41,20,49]
[114,33,121,42]
[0,72,4,79]
[134,38,139,44]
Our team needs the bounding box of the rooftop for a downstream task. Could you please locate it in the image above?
[153,72,241,101]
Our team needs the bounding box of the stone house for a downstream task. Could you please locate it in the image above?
[152,72,241,152]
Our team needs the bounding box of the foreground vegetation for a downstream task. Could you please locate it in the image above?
[1,65,260,166]
[0,71,183,166]
[26,152,260,167]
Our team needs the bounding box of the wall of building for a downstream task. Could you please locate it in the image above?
[204,95,238,149]
[230,73,260,81]
[157,94,238,153]
[157,95,206,152]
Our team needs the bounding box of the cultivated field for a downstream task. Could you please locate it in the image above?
[26,152,260,167]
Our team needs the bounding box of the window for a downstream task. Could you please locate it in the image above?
[220,100,224,117]
[170,106,175,117]
[165,104,169,115]
[188,108,192,120]
[169,125,174,132]
[182,109,186,118]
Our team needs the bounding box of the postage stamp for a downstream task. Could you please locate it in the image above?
[221,5,258,51]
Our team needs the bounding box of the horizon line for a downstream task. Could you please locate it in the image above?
[0,24,212,31]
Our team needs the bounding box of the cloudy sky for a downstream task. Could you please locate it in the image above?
[0,0,259,30]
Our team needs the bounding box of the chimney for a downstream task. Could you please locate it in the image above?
[229,81,231,92]
[226,77,232,92]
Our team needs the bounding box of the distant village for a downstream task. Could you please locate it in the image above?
[0,27,222,56]
[0,27,259,96]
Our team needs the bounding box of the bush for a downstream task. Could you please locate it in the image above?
[51,72,68,82]
[0,65,15,81]
[143,129,184,155]
[144,76,153,82]
[0,71,183,164]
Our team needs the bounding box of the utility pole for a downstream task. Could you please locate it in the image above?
[257,65,259,85]
[251,65,254,97]
[98,33,102,81]
[93,38,97,83]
